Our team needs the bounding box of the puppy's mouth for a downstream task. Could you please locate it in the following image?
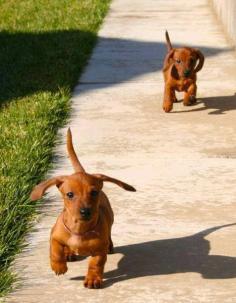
[73,215,92,222]
[80,215,92,221]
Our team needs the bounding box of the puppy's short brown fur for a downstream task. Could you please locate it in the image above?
[30,129,136,289]
[162,31,204,112]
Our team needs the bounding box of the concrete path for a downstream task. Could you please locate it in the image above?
[6,1,236,302]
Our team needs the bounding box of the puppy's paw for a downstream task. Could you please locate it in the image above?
[184,95,196,106]
[163,101,173,113]
[189,95,197,104]
[84,275,102,289]
[51,260,68,275]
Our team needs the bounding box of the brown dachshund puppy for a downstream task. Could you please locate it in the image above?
[30,129,136,289]
[162,31,204,112]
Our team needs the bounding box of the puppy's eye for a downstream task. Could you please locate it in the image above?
[90,190,99,198]
[176,59,181,64]
[66,192,74,199]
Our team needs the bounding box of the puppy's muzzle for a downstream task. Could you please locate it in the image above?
[183,69,191,77]
[80,207,92,220]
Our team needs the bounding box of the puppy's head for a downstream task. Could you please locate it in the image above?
[30,128,136,222]
[165,47,204,78]
[30,173,135,222]
[56,173,103,222]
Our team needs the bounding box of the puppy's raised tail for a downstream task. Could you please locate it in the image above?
[165,30,173,52]
[67,128,85,173]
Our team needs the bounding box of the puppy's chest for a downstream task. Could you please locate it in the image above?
[66,234,106,256]
[175,79,193,91]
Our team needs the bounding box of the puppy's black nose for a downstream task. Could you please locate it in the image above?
[184,69,190,77]
[80,207,92,219]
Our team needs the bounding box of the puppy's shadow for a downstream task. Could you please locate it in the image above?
[174,93,236,114]
[70,223,236,287]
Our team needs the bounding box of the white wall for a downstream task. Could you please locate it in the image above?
[210,0,236,46]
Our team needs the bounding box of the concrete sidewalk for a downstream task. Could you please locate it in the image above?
[6,0,236,302]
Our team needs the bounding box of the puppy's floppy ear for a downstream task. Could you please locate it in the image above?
[30,176,66,201]
[92,174,136,192]
[163,49,176,73]
[170,64,179,79]
[164,49,175,66]
[193,49,204,73]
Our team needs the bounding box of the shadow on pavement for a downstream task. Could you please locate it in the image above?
[0,29,233,107]
[172,93,236,115]
[70,223,236,287]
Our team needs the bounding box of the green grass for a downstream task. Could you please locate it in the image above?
[0,0,110,297]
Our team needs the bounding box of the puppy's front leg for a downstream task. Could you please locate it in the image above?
[84,254,107,289]
[163,83,175,112]
[50,237,68,275]
[184,83,197,106]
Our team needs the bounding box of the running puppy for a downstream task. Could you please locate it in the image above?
[162,31,204,112]
[30,129,136,289]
